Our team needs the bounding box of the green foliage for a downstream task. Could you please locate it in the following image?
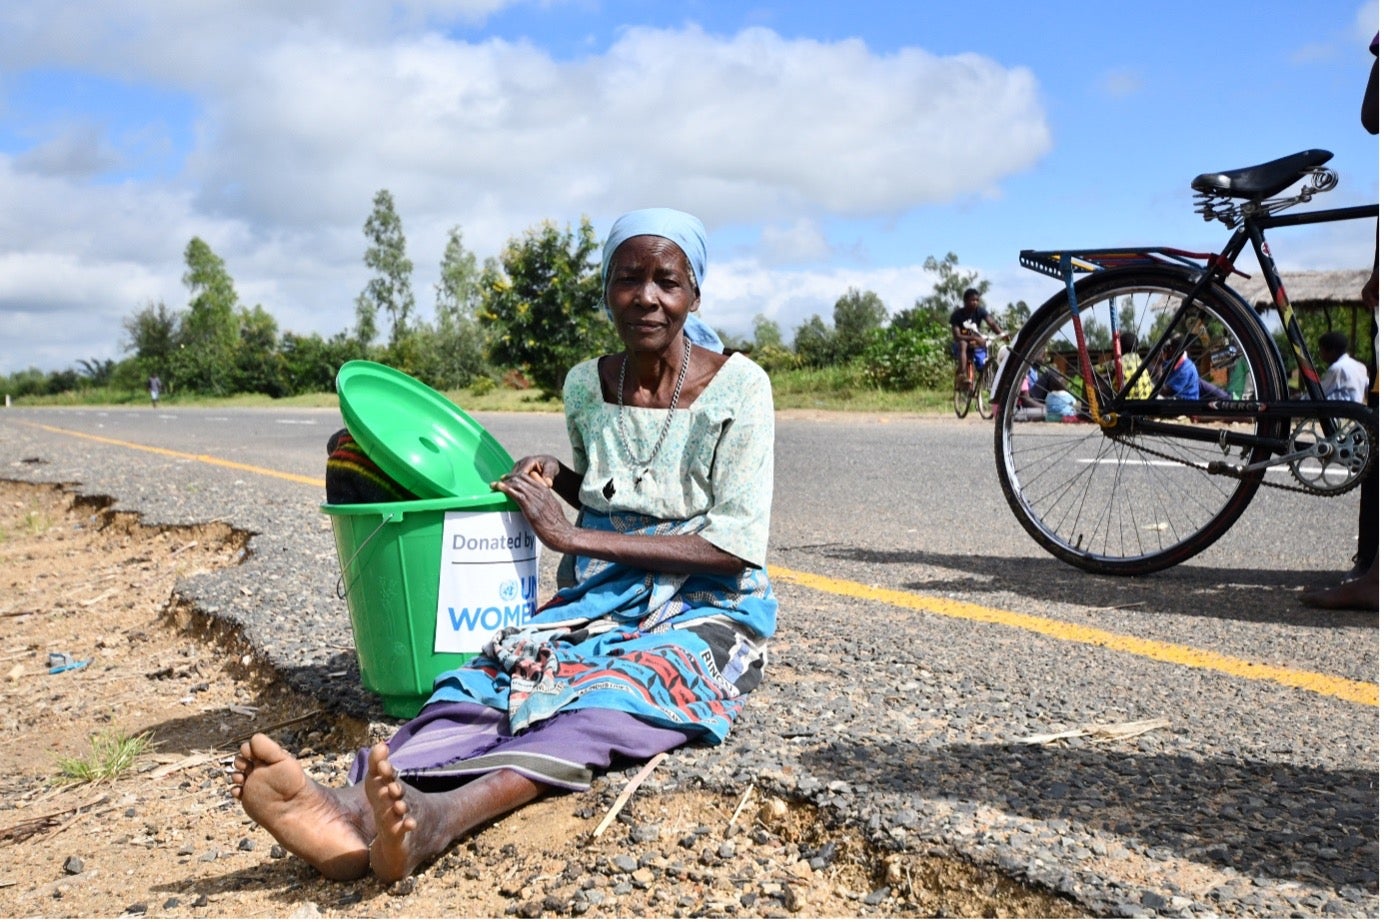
[999,300,1032,333]
[122,298,179,379]
[478,218,615,398]
[714,327,752,353]
[860,322,955,391]
[832,288,887,361]
[417,226,491,390]
[75,357,116,387]
[57,730,155,783]
[359,189,416,349]
[279,331,361,396]
[767,363,956,413]
[232,305,287,397]
[857,254,992,391]
[752,342,802,373]
[792,314,835,367]
[892,252,989,332]
[174,237,240,395]
[752,314,784,350]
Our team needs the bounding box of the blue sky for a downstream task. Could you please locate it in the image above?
[0,0,1378,375]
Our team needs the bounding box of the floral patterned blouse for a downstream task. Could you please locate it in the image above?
[562,351,774,568]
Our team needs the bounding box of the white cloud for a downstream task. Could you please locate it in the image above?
[703,259,938,341]
[757,218,833,264]
[0,11,1052,373]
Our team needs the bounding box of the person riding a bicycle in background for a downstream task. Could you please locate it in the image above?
[950,288,1005,387]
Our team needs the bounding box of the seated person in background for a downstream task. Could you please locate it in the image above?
[1116,331,1154,399]
[1158,344,1230,401]
[950,288,1005,386]
[230,208,778,884]
[1317,330,1369,403]
[1044,383,1079,421]
[1029,365,1064,405]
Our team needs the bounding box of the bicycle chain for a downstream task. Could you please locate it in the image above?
[1106,426,1373,497]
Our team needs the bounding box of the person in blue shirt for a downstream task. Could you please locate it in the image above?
[1157,347,1230,401]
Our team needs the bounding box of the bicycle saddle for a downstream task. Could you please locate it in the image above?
[1190,149,1333,200]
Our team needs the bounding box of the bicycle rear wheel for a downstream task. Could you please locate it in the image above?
[953,374,971,418]
[993,267,1287,575]
[977,361,997,420]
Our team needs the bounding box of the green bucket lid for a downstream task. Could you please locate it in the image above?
[335,360,515,499]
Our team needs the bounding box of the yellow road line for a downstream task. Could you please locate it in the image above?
[20,421,1376,707]
[30,423,324,487]
[768,564,1378,707]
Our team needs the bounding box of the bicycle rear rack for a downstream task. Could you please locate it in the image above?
[1018,247,1221,281]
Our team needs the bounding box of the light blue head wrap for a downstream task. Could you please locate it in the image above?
[600,207,723,352]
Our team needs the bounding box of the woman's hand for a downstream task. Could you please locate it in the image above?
[506,454,562,487]
[492,463,576,552]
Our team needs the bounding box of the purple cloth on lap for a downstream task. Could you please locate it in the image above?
[347,700,696,791]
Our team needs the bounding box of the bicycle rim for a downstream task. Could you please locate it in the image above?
[953,380,971,418]
[978,363,997,420]
[993,268,1286,575]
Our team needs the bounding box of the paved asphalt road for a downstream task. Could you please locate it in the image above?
[0,404,1377,917]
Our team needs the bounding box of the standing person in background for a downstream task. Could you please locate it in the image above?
[1301,32,1378,611]
[147,374,162,407]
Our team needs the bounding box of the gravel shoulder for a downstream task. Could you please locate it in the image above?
[0,479,1083,918]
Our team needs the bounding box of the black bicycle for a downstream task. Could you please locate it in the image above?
[993,148,1377,575]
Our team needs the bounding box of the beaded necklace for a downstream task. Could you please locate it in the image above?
[616,341,690,488]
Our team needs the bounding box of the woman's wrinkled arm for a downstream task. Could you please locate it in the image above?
[492,469,744,575]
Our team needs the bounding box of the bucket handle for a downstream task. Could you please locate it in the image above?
[335,511,399,599]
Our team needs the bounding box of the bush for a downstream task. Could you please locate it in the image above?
[860,325,953,391]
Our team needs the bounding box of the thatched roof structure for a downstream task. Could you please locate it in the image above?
[1227,269,1371,309]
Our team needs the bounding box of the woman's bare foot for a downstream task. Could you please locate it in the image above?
[230,733,373,880]
[364,742,458,883]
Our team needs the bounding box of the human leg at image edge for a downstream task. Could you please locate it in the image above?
[1300,305,1379,610]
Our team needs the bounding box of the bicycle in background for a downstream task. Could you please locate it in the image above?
[953,332,1008,420]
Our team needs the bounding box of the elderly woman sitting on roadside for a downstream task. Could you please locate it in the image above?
[229,208,778,883]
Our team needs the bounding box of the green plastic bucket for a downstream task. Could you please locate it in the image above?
[323,493,540,718]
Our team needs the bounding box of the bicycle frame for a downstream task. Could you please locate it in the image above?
[1018,201,1378,460]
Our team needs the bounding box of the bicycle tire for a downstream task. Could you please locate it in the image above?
[993,267,1287,576]
[953,375,971,418]
[977,361,997,420]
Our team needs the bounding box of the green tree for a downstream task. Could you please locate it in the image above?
[478,218,614,397]
[280,331,359,396]
[832,288,887,361]
[752,314,784,350]
[233,304,286,396]
[75,358,115,387]
[864,253,989,390]
[892,252,989,332]
[1000,299,1032,333]
[419,225,490,389]
[793,314,835,367]
[358,189,415,354]
[121,298,180,380]
[174,237,240,394]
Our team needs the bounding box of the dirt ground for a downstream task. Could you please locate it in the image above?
[0,478,1084,919]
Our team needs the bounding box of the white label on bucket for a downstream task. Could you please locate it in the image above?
[435,510,540,654]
